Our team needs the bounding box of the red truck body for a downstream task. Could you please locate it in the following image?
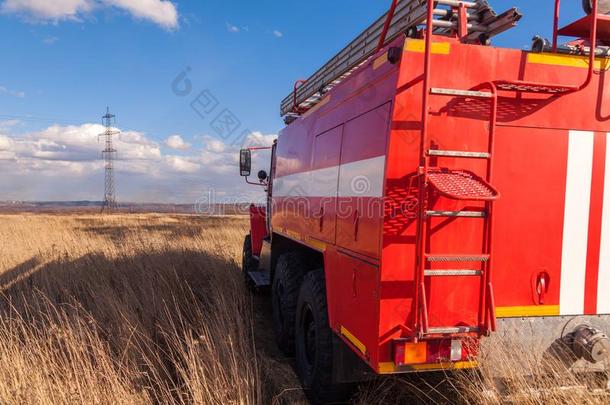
[267,34,610,372]
[241,1,610,398]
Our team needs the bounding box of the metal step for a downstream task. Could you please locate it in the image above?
[428,149,491,159]
[428,326,480,334]
[426,210,486,218]
[426,254,490,262]
[430,87,493,98]
[427,168,500,201]
[247,271,271,287]
[425,269,483,276]
[495,80,577,94]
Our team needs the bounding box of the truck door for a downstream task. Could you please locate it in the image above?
[309,126,343,244]
[336,103,390,258]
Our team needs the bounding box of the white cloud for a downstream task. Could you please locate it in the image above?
[1,0,93,20]
[0,135,13,151]
[272,30,283,38]
[1,0,179,29]
[164,134,190,150]
[226,22,239,33]
[0,124,276,203]
[104,0,178,30]
[42,36,59,45]
[0,119,21,130]
[0,85,25,98]
[165,155,200,173]
[202,136,225,153]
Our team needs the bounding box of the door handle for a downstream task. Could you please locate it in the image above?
[353,210,360,241]
[319,207,324,232]
[536,271,551,305]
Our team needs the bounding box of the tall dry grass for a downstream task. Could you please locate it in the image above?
[352,334,609,405]
[0,214,263,404]
[0,213,607,405]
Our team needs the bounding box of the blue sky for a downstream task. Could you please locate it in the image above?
[0,1,589,203]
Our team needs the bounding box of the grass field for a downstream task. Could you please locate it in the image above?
[0,213,607,404]
[0,213,275,404]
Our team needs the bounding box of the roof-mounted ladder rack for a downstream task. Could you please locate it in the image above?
[280,0,522,119]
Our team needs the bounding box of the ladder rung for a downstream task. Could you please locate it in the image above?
[428,326,480,335]
[426,254,490,263]
[428,150,491,159]
[425,269,483,277]
[430,88,493,98]
[426,210,487,218]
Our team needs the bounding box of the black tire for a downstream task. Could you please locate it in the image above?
[242,234,258,290]
[272,252,306,355]
[295,270,352,404]
[583,0,593,14]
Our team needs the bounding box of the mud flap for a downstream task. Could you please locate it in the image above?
[331,334,377,384]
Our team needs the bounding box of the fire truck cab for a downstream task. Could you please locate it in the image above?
[240,1,610,402]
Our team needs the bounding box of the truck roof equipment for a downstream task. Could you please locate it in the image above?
[280,0,522,119]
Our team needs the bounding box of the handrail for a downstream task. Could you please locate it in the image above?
[376,0,399,52]
[498,0,600,94]
[553,0,562,51]
[292,80,307,113]
[578,0,599,91]
[552,0,599,91]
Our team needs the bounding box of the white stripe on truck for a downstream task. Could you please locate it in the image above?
[560,131,595,316]
[597,134,610,314]
[274,155,386,198]
[338,155,386,198]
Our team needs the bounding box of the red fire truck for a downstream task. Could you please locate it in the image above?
[240,0,610,402]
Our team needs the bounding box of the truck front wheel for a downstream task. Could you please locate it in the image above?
[295,270,351,404]
[242,234,258,290]
[272,252,306,354]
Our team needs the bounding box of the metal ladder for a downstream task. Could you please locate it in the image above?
[414,1,500,339]
[412,0,607,340]
[280,0,522,118]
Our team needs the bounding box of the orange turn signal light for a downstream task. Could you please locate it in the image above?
[404,342,427,365]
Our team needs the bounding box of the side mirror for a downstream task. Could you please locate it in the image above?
[258,170,268,182]
[240,149,251,177]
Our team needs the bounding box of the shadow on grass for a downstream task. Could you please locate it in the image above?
[0,243,308,404]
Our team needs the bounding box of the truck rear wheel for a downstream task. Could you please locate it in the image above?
[295,270,352,404]
[242,234,258,290]
[272,252,306,354]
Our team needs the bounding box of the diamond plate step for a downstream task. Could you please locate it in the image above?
[428,168,500,201]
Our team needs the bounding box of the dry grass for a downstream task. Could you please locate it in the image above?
[0,213,272,404]
[0,213,607,405]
